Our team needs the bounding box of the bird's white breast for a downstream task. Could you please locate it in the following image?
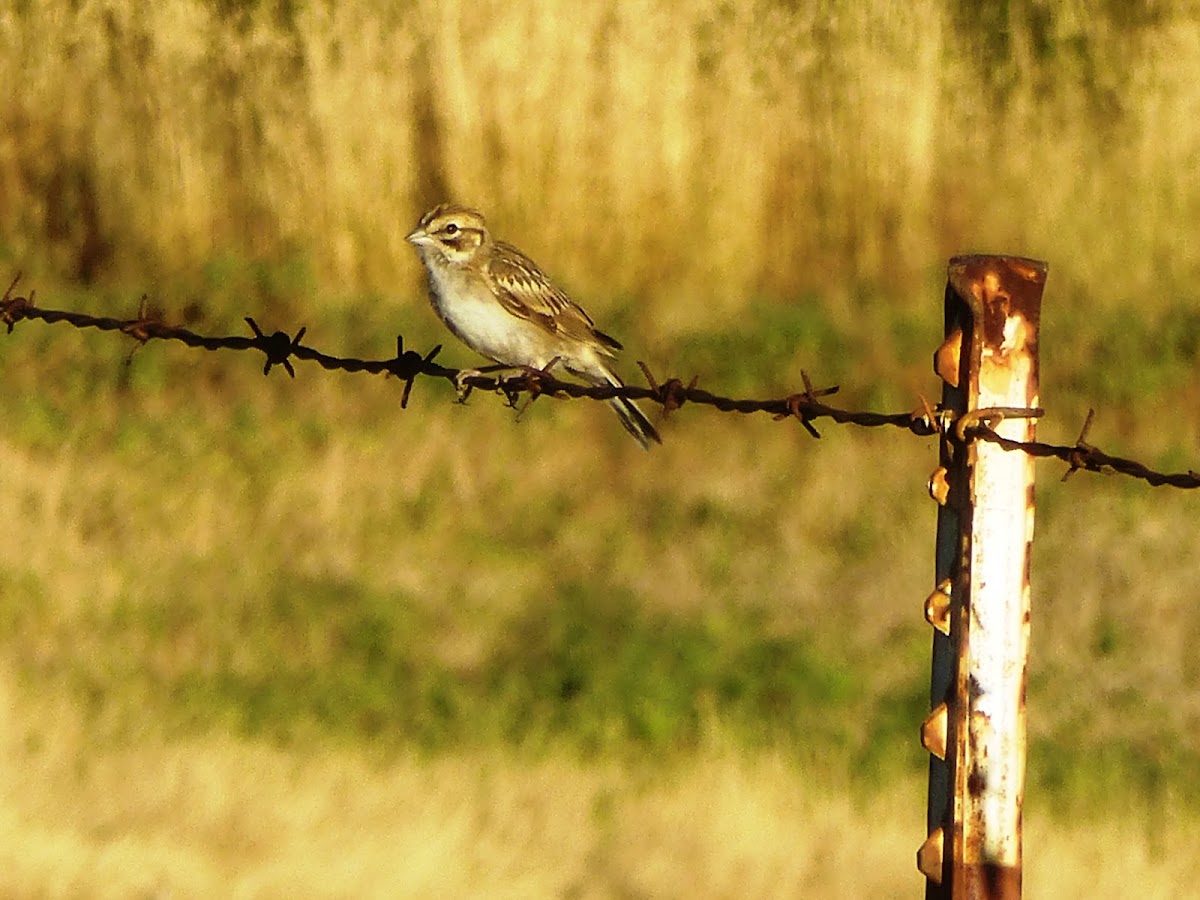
[425,263,562,368]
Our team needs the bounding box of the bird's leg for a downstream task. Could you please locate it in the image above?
[453,363,512,403]
[454,359,565,413]
[511,357,562,419]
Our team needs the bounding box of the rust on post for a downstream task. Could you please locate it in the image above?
[923,255,1045,900]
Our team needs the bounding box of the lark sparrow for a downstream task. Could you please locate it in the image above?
[406,203,661,448]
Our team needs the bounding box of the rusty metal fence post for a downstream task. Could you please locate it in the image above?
[919,256,1046,898]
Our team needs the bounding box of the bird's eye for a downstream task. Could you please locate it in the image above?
[444,223,459,236]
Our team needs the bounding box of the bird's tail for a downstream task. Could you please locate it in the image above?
[592,363,661,449]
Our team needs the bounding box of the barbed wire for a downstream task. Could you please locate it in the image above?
[2,274,1197,490]
[973,411,1200,488]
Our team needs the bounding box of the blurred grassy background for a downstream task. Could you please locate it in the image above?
[2,0,1199,896]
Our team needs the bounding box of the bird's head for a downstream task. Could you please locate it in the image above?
[406,203,490,268]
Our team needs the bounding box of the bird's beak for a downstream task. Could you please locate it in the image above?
[406,227,428,246]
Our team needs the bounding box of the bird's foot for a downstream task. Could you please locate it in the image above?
[452,364,514,403]
[452,368,483,403]
[453,360,564,409]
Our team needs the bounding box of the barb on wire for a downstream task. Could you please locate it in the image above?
[638,361,697,419]
[2,274,1198,490]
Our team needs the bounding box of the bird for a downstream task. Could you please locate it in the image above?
[405,203,661,448]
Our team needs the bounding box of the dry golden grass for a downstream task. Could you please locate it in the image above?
[2,672,1198,899]
[2,2,1199,318]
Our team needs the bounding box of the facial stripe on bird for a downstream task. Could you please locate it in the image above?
[418,207,486,264]
[438,223,484,256]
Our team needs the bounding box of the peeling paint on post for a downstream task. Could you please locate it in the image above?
[922,256,1045,899]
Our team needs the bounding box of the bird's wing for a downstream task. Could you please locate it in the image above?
[486,242,622,351]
